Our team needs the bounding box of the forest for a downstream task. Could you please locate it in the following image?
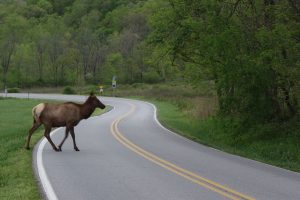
[0,0,299,126]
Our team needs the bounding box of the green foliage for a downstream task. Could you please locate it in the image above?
[149,0,300,123]
[62,86,76,94]
[0,0,167,88]
[143,70,161,83]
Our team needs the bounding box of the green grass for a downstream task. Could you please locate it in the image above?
[0,98,111,200]
[0,98,44,200]
[149,99,300,172]
[92,105,112,117]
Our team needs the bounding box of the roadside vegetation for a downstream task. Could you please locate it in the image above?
[0,97,109,199]
[150,99,300,172]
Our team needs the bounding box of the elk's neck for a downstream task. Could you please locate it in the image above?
[80,103,96,119]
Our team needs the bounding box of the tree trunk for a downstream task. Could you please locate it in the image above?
[281,86,297,117]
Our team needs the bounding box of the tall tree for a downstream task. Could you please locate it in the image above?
[0,14,27,88]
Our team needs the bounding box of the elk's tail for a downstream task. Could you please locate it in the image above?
[32,103,45,123]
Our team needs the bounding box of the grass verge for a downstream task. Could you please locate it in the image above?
[0,98,110,200]
[0,98,44,200]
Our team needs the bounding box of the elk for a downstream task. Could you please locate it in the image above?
[25,93,106,151]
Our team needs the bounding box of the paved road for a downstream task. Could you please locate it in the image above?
[2,93,300,200]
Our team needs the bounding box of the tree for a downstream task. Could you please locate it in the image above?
[30,25,50,82]
[0,14,27,88]
[46,16,68,86]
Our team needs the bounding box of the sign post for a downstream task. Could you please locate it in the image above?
[4,86,7,98]
[112,76,117,97]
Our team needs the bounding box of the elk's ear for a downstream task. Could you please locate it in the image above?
[90,91,94,96]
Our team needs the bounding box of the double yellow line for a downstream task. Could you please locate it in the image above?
[110,103,255,200]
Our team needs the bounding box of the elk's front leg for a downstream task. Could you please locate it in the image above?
[58,127,69,151]
[70,127,79,151]
[44,127,59,152]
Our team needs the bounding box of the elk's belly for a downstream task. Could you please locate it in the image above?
[51,121,67,127]
[50,120,80,128]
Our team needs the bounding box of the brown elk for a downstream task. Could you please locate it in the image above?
[25,93,105,151]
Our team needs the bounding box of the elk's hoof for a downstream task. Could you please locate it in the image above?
[53,147,59,152]
[58,146,62,151]
[74,147,80,151]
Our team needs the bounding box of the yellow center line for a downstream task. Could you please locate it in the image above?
[110,102,255,200]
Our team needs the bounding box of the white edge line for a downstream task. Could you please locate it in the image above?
[149,103,171,132]
[144,101,192,142]
[37,128,61,200]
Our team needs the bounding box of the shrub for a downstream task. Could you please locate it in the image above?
[7,88,19,93]
[62,86,76,94]
[143,70,161,84]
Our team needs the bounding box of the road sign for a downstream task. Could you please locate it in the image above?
[112,80,116,88]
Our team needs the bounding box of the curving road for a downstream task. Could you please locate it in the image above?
[2,93,300,200]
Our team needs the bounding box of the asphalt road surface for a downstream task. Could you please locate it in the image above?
[2,93,300,200]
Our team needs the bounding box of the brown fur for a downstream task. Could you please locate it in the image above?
[25,93,105,151]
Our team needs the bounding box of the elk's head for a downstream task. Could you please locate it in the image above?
[89,92,106,109]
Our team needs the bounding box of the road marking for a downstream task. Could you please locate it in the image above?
[37,129,61,200]
[110,102,255,200]
[144,101,196,143]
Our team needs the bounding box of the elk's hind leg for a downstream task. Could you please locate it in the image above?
[58,127,69,151]
[25,119,41,150]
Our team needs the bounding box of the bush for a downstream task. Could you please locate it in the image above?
[7,88,19,93]
[143,70,161,84]
[62,86,76,94]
